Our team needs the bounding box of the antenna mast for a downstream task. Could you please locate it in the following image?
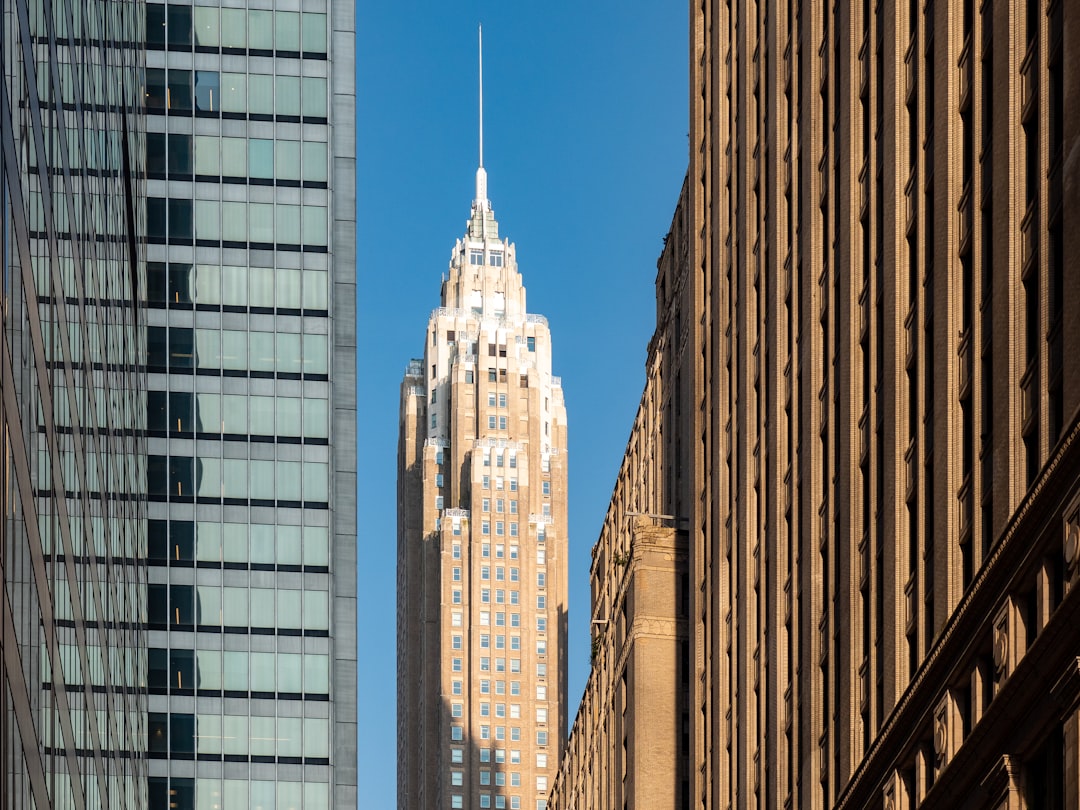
[475,25,488,207]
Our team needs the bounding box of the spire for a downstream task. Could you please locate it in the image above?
[475,24,488,208]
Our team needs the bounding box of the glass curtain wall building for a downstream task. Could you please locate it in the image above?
[1,0,148,806]
[142,0,356,805]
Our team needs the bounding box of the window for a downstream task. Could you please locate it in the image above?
[451,771,463,786]
[452,544,460,559]
[488,393,496,407]
[527,336,536,352]
[496,522,504,536]
[510,499,518,513]
[510,614,520,628]
[481,796,492,808]
[482,521,490,535]
[496,454,504,468]
[436,473,444,487]
[452,567,461,582]
[483,476,490,489]
[483,499,490,512]
[488,370,497,382]
[542,481,551,496]
[451,703,462,717]
[452,590,461,605]
[451,726,463,741]
[536,617,546,632]
[510,636,520,651]
[480,749,491,763]
[480,634,489,649]
[536,731,547,747]
[451,797,463,809]
[536,572,545,588]
[510,681,521,695]
[510,568,519,582]
[496,545,505,559]
[480,679,490,694]
[537,595,546,610]
[480,658,490,671]
[499,417,507,430]
[466,370,474,384]
[451,635,462,650]
[451,748,463,763]
[470,250,484,265]
[481,589,490,603]
[488,416,497,429]
[495,612,505,627]
[452,658,462,672]
[436,496,445,510]
[490,251,503,266]
[482,543,490,557]
[509,546,518,560]
[480,771,491,786]
[510,523,518,537]
[481,566,490,580]
[479,611,490,626]
[480,703,490,717]
[509,479,518,491]
[452,680,462,694]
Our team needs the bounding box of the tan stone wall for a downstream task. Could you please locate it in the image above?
[549,179,692,810]
[687,0,1080,807]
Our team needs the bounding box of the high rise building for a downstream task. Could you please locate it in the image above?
[685,0,1080,808]
[142,0,356,805]
[548,180,692,810]
[0,0,147,806]
[397,47,569,807]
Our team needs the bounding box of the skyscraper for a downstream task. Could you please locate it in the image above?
[397,40,569,808]
[142,0,356,805]
[0,0,147,806]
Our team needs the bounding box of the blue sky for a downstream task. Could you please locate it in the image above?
[357,1,687,803]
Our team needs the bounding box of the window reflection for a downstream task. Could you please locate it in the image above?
[194,71,218,112]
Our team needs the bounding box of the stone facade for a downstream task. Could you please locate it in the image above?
[686,0,1080,807]
[398,166,569,810]
[548,179,692,810]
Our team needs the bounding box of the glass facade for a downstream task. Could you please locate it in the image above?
[1,0,147,806]
[143,0,356,804]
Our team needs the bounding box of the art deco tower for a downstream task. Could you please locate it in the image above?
[398,35,569,809]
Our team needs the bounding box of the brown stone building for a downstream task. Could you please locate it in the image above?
[551,0,1080,808]
[686,0,1080,807]
[548,180,693,810]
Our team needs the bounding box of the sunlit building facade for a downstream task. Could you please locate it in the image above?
[398,161,569,810]
[687,0,1080,808]
[548,180,692,810]
[142,0,357,806]
[0,0,148,805]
